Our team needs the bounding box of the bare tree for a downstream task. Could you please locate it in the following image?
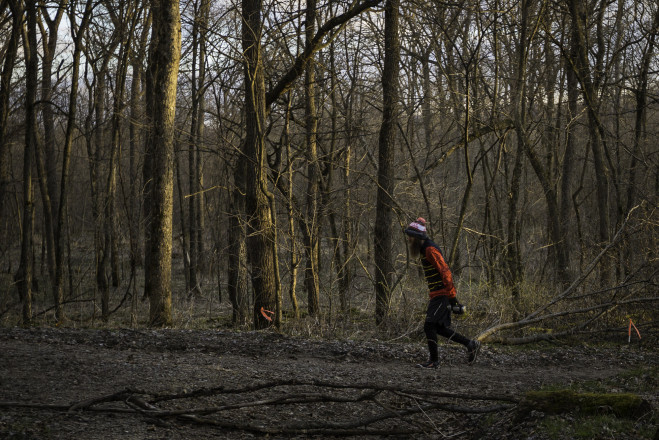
[374,0,400,325]
[53,0,94,322]
[16,0,39,325]
[302,0,321,318]
[187,0,210,298]
[0,0,22,257]
[565,0,612,283]
[143,0,182,326]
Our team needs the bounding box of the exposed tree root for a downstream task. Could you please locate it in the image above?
[0,380,518,436]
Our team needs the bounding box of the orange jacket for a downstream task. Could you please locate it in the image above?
[421,240,457,299]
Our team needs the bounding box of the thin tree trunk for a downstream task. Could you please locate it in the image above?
[196,0,209,276]
[38,0,68,253]
[105,34,132,299]
[304,0,320,317]
[227,186,249,326]
[567,0,611,284]
[129,61,143,274]
[625,7,658,275]
[627,7,658,213]
[448,74,472,269]
[374,0,399,325]
[33,138,56,284]
[93,69,110,314]
[0,0,21,254]
[561,33,579,281]
[284,95,300,319]
[176,149,191,292]
[53,0,94,322]
[16,0,39,325]
[188,5,200,297]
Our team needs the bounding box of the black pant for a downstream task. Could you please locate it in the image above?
[424,320,470,362]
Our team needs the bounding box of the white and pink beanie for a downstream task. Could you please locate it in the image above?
[404,217,428,240]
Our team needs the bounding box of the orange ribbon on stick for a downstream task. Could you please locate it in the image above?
[628,318,641,343]
[260,307,274,322]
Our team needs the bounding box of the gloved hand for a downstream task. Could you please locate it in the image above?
[449,297,466,314]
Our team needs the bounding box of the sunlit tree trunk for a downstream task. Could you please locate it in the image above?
[143,0,181,326]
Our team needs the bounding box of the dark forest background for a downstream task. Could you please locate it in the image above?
[0,0,657,341]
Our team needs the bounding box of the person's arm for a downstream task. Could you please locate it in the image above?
[425,246,456,297]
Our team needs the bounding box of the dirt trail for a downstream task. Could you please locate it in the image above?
[1,328,656,439]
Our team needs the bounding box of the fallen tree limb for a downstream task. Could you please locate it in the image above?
[134,390,380,417]
[68,387,136,413]
[519,390,652,419]
[149,378,519,404]
[0,380,517,436]
[477,206,646,343]
[178,399,508,436]
[480,296,659,344]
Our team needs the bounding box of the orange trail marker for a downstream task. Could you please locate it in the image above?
[628,318,641,343]
[260,307,274,321]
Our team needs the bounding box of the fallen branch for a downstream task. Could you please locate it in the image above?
[477,206,643,343]
[68,387,136,413]
[149,378,519,404]
[519,389,652,419]
[1,379,516,436]
[480,296,659,344]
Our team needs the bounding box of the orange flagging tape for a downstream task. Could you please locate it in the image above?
[628,318,641,342]
[260,307,274,321]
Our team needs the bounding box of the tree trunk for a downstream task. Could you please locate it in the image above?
[566,0,611,284]
[38,1,68,276]
[227,187,249,326]
[561,35,579,281]
[374,0,400,325]
[241,0,278,329]
[53,0,94,322]
[304,0,320,317]
[93,70,110,315]
[0,0,21,255]
[16,0,39,325]
[143,0,181,327]
[187,0,209,297]
[627,8,658,213]
[104,33,132,300]
[129,59,145,275]
[284,96,300,319]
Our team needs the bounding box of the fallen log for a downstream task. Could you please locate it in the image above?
[518,389,652,419]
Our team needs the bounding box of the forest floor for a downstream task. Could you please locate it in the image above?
[0,325,657,440]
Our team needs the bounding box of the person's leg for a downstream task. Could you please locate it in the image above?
[423,320,439,361]
[437,325,470,346]
[437,325,481,363]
